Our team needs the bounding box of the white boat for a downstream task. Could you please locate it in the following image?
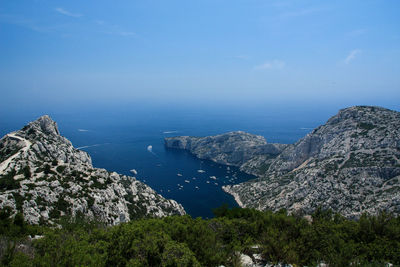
[197,169,205,173]
[209,176,217,180]
[130,169,138,175]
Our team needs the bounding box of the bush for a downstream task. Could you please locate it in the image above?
[0,170,19,190]
[1,207,400,266]
[56,165,66,173]
[22,166,31,178]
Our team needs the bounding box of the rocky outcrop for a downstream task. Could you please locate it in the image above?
[0,115,185,225]
[166,106,400,218]
[165,131,287,175]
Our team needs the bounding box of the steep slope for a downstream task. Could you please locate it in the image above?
[167,106,400,218]
[165,131,288,175]
[0,115,185,225]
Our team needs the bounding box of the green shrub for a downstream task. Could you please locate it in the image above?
[1,207,400,266]
[0,170,19,190]
[56,165,66,173]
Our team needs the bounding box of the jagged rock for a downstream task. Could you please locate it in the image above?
[166,106,400,218]
[0,115,185,225]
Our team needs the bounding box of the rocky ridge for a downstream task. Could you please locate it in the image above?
[164,131,288,176]
[0,115,185,225]
[165,106,400,218]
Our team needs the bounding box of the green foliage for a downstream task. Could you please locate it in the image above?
[0,208,43,266]
[11,193,24,211]
[8,252,32,267]
[27,128,35,136]
[0,170,20,191]
[91,176,108,190]
[43,164,52,175]
[54,196,70,214]
[56,165,66,173]
[0,209,39,239]
[358,122,376,131]
[213,203,229,217]
[22,166,31,178]
[257,163,271,174]
[1,207,400,266]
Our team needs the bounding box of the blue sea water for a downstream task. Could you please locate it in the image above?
[0,104,333,218]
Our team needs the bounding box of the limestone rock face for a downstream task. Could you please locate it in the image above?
[165,131,287,170]
[0,115,185,225]
[166,106,400,218]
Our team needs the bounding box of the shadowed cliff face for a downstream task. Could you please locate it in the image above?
[166,106,400,218]
[0,115,185,225]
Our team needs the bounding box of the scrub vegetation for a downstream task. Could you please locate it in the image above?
[1,206,399,266]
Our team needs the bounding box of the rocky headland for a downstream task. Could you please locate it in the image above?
[165,106,400,218]
[0,115,185,225]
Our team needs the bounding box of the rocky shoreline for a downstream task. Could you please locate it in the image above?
[222,185,245,208]
[166,106,400,218]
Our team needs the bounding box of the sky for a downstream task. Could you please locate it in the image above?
[1,0,400,114]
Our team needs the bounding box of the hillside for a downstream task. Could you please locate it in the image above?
[165,106,400,218]
[164,131,288,176]
[0,115,185,225]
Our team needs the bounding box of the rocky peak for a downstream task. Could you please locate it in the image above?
[222,106,400,218]
[0,116,185,225]
[326,106,394,126]
[272,105,400,173]
[28,115,60,136]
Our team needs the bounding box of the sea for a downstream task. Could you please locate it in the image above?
[1,104,336,218]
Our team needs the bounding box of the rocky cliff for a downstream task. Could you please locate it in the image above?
[0,115,185,225]
[166,106,400,218]
[165,131,288,176]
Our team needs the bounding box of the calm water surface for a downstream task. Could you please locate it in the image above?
[1,105,329,218]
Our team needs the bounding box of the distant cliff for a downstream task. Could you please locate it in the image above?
[165,131,288,176]
[0,115,185,225]
[165,106,400,218]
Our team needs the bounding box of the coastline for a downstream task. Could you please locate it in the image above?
[222,185,245,208]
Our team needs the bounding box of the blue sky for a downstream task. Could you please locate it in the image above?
[1,0,399,113]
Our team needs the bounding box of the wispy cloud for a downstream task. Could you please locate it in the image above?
[93,19,137,37]
[1,12,135,38]
[344,49,361,64]
[0,13,56,33]
[55,8,82,18]
[254,60,286,70]
[103,29,137,37]
[95,20,137,37]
